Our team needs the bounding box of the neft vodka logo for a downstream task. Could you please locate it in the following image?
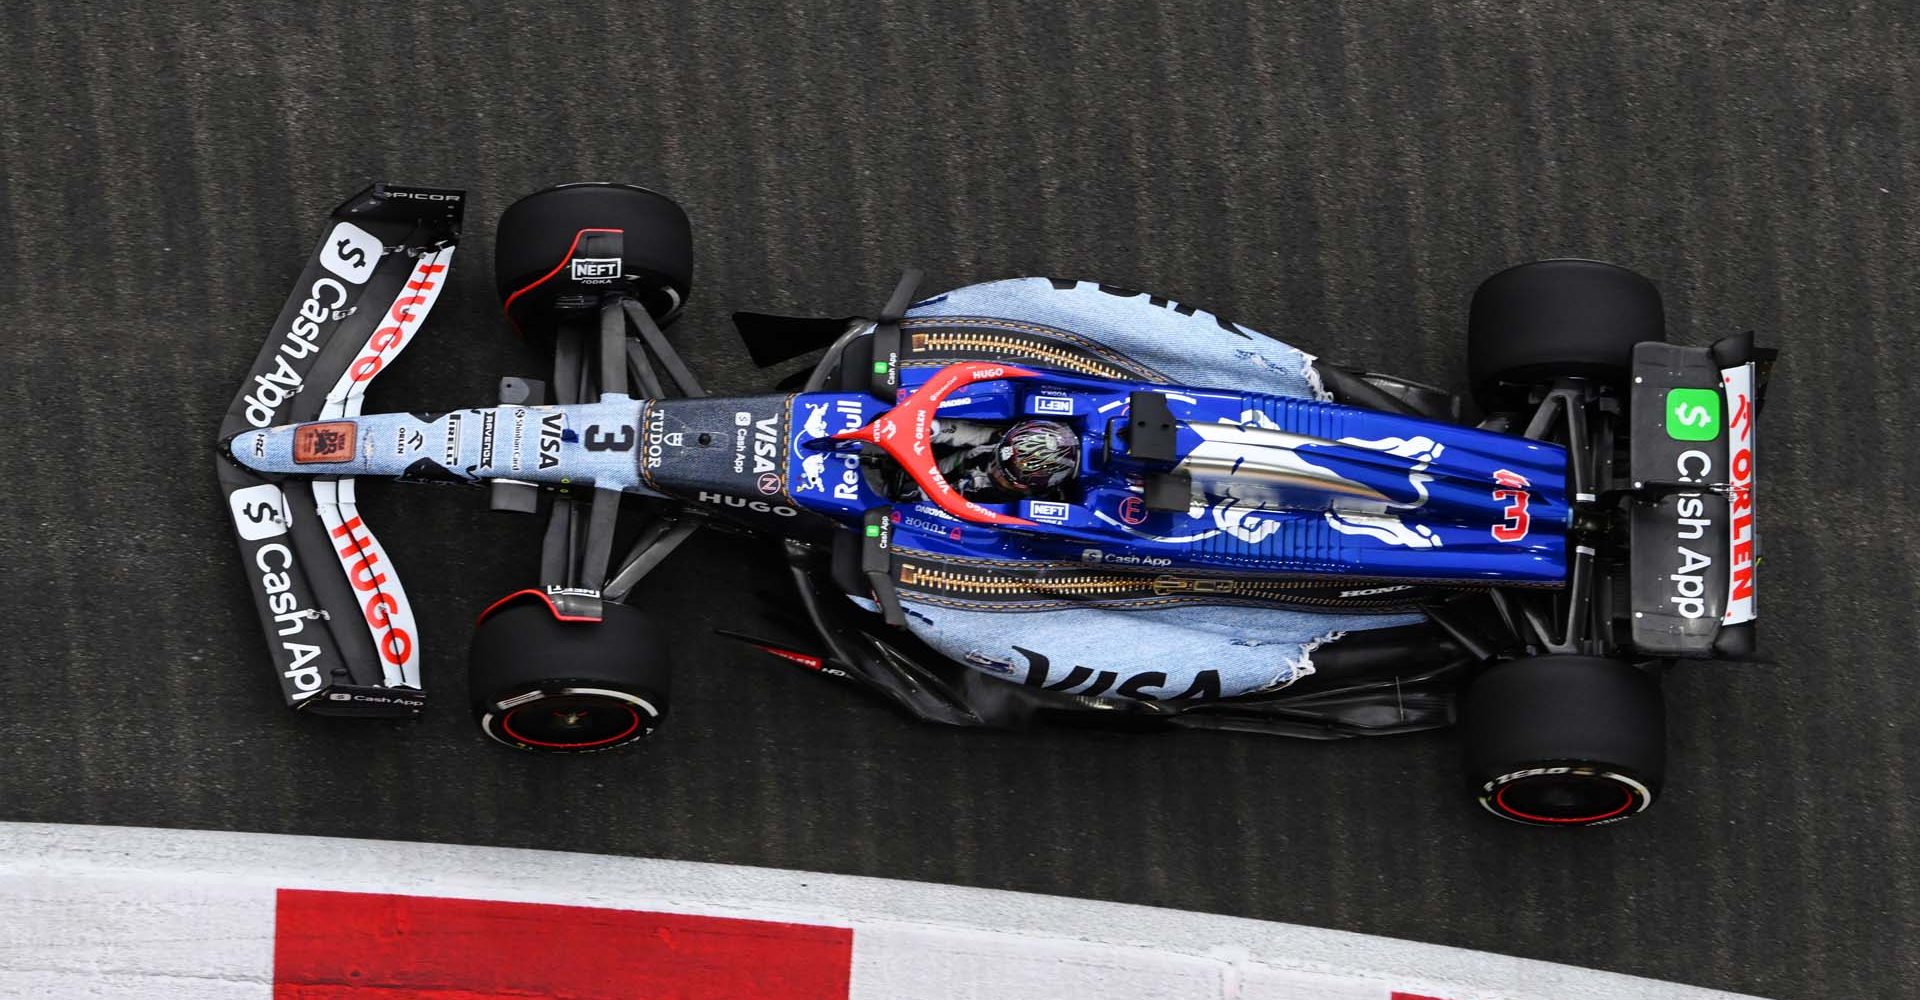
[570,257,621,282]
[320,222,382,285]
[1029,500,1070,523]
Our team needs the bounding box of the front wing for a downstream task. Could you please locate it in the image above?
[214,183,462,716]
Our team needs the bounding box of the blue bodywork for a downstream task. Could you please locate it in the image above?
[783,368,1569,585]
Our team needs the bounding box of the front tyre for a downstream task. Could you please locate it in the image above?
[495,182,693,338]
[1462,655,1665,827]
[469,599,671,753]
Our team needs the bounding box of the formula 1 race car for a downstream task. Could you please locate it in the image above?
[217,183,1773,826]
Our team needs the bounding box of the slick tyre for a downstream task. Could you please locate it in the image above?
[470,599,671,753]
[1462,655,1665,827]
[1467,259,1664,410]
[496,182,692,337]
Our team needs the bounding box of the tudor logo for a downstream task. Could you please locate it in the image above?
[571,257,621,281]
[643,405,668,470]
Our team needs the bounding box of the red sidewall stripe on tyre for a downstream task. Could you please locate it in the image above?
[500,227,623,331]
[500,702,642,749]
[1493,780,1636,825]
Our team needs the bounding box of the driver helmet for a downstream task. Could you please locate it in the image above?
[989,419,1080,493]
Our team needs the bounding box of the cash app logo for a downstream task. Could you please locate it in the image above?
[1666,388,1720,441]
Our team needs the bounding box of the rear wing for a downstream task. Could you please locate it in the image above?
[215,183,462,716]
[1627,332,1774,658]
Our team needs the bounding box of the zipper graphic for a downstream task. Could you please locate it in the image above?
[895,560,1421,609]
[904,324,1156,381]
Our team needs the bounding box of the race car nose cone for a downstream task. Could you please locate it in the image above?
[224,429,277,473]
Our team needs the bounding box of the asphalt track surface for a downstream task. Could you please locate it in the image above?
[0,4,1912,998]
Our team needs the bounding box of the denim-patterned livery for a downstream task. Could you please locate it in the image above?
[232,274,1570,702]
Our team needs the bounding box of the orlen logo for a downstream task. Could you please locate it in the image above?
[346,256,450,384]
[1724,372,1756,619]
[328,515,415,666]
[571,257,621,281]
[643,405,668,470]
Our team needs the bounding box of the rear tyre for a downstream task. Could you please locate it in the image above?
[1467,259,1664,410]
[469,600,671,753]
[1462,655,1665,827]
[495,182,692,338]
